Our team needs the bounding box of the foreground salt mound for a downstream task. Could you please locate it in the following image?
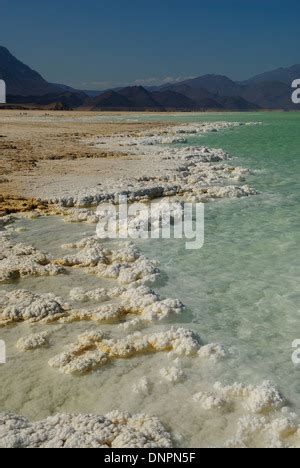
[16,331,50,351]
[224,412,300,448]
[0,411,172,448]
[197,343,226,361]
[57,238,159,285]
[0,290,68,326]
[132,377,151,395]
[194,381,285,413]
[119,286,184,321]
[193,381,300,448]
[160,366,186,384]
[0,282,183,328]
[48,328,201,375]
[0,235,65,283]
[69,286,123,303]
[66,285,184,325]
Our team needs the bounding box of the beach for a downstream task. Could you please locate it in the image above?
[0,110,299,448]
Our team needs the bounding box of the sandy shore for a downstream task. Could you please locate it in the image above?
[0,110,170,210]
[0,110,257,211]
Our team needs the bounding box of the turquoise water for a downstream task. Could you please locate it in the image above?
[139,112,300,410]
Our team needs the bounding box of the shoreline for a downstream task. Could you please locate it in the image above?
[0,112,257,206]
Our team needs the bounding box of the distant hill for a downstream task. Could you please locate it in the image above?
[85,86,164,111]
[240,81,294,109]
[8,91,87,109]
[151,90,196,110]
[151,79,260,110]
[0,45,299,110]
[118,86,164,110]
[174,74,243,97]
[84,85,260,111]
[152,70,298,110]
[85,90,134,110]
[244,65,300,85]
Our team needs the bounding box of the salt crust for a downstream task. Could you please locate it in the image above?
[48,328,201,375]
[0,290,69,327]
[53,121,258,207]
[132,377,151,396]
[0,411,172,448]
[193,381,300,448]
[16,331,50,351]
[160,366,186,384]
[0,285,183,327]
[0,234,65,284]
[193,380,285,414]
[66,285,184,325]
[223,412,300,448]
[56,238,159,285]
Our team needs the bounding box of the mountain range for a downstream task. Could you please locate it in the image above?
[0,46,299,111]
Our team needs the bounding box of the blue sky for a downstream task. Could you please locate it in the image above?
[1,0,299,89]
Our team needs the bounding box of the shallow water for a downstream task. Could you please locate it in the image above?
[0,112,299,447]
[142,112,300,398]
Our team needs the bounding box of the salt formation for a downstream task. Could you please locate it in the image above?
[0,411,172,448]
[93,255,159,285]
[193,391,227,411]
[197,343,226,361]
[16,331,50,351]
[69,286,122,303]
[119,286,184,322]
[118,317,148,333]
[160,366,186,384]
[57,238,160,285]
[50,121,259,208]
[65,285,184,325]
[193,381,300,447]
[224,411,300,448]
[0,290,68,326]
[48,328,201,375]
[193,380,285,414]
[96,199,185,240]
[0,235,65,283]
[61,304,126,325]
[56,237,110,267]
[184,185,258,203]
[132,377,151,395]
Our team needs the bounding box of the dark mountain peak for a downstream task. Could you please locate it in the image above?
[151,90,196,110]
[0,45,61,96]
[189,73,234,81]
[0,46,12,55]
[86,90,133,110]
[118,85,152,96]
[178,74,243,97]
[118,85,164,109]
